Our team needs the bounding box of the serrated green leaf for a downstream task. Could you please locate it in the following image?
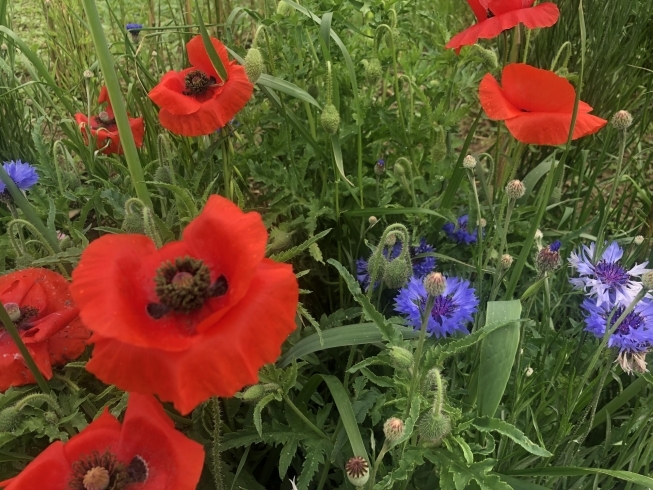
[472,417,552,457]
[308,242,324,264]
[147,181,199,218]
[428,452,511,490]
[279,439,299,479]
[270,229,331,262]
[374,448,428,489]
[296,440,328,490]
[254,393,279,437]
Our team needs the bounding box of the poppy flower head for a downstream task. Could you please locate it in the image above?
[447,0,559,53]
[148,35,253,137]
[71,195,299,414]
[479,63,607,145]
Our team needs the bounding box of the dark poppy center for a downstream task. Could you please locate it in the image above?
[70,452,149,490]
[595,260,629,288]
[147,256,228,319]
[183,69,218,96]
[486,9,494,18]
[94,112,116,129]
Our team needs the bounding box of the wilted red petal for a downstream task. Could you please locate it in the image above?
[148,71,203,116]
[47,319,91,367]
[129,117,145,148]
[0,341,51,391]
[505,111,607,145]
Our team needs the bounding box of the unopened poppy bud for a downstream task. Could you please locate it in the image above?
[364,58,382,85]
[505,179,525,200]
[500,254,513,269]
[15,253,34,269]
[368,216,378,226]
[418,411,451,445]
[153,165,172,184]
[241,384,266,402]
[3,303,20,322]
[374,159,386,175]
[244,47,264,83]
[345,456,369,487]
[394,162,405,176]
[268,227,293,252]
[462,154,476,169]
[366,252,388,279]
[389,346,413,369]
[471,45,498,71]
[0,406,21,432]
[44,411,59,425]
[611,110,633,131]
[634,235,644,245]
[383,257,411,289]
[383,417,405,442]
[423,272,446,297]
[83,70,94,79]
[642,271,653,291]
[549,186,562,204]
[525,366,533,377]
[320,104,340,134]
[121,213,145,234]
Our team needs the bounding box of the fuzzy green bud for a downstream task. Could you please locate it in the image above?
[241,384,267,402]
[393,162,405,176]
[15,253,34,269]
[383,417,405,442]
[276,0,292,15]
[549,186,562,204]
[366,252,388,281]
[345,456,369,487]
[505,179,526,200]
[471,44,498,71]
[267,227,293,253]
[418,411,451,445]
[389,346,413,369]
[244,48,264,83]
[320,104,340,134]
[63,170,81,190]
[44,411,59,425]
[153,165,172,184]
[423,272,446,297]
[383,257,411,289]
[0,407,22,432]
[611,110,633,131]
[121,213,145,234]
[364,58,382,85]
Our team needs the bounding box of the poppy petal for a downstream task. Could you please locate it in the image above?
[446,3,559,51]
[86,259,298,414]
[63,410,122,463]
[501,63,575,113]
[504,111,607,145]
[479,73,523,120]
[0,341,52,391]
[467,0,489,21]
[1,442,70,489]
[186,35,231,82]
[129,116,145,148]
[148,71,203,116]
[118,394,204,490]
[46,319,91,367]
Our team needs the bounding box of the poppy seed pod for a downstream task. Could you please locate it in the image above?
[423,272,447,297]
[383,417,405,442]
[364,58,382,85]
[244,47,264,83]
[418,411,451,445]
[320,104,340,134]
[505,179,526,200]
[611,110,633,131]
[345,456,369,487]
[383,256,412,289]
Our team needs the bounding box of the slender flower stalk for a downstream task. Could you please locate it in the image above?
[81,0,153,208]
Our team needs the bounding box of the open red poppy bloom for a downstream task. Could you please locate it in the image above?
[74,87,145,155]
[148,35,253,137]
[479,63,607,145]
[0,393,204,490]
[446,0,559,53]
[71,195,298,414]
[0,268,89,392]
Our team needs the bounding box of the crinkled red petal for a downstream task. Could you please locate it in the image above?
[446,3,559,51]
[479,73,522,120]
[117,394,205,489]
[504,111,607,146]
[86,259,298,414]
[149,71,203,116]
[47,318,90,367]
[186,35,231,82]
[0,341,51,391]
[1,441,70,489]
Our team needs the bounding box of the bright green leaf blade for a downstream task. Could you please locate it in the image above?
[503,467,653,487]
[472,417,552,458]
[257,74,321,108]
[193,0,229,81]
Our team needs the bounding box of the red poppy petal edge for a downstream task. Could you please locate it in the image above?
[505,112,607,146]
[479,73,522,120]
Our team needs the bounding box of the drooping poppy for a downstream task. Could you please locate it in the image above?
[70,195,299,414]
[446,0,560,53]
[0,268,90,392]
[0,393,204,490]
[148,35,253,137]
[74,87,145,155]
[479,63,607,145]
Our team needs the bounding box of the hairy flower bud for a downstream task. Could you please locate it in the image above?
[634,235,644,246]
[423,272,446,297]
[345,456,369,487]
[364,58,383,85]
[418,411,451,445]
[536,241,562,274]
[153,165,172,184]
[642,271,653,291]
[385,233,397,247]
[121,213,145,234]
[505,179,525,200]
[241,384,266,402]
[472,45,498,71]
[462,154,477,170]
[44,411,59,425]
[320,104,340,134]
[393,162,405,176]
[383,417,405,442]
[244,48,264,83]
[383,257,412,289]
[389,346,413,369]
[611,110,633,131]
[0,407,21,432]
[276,0,292,15]
[500,254,513,269]
[374,159,386,175]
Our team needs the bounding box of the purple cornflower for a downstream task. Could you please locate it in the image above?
[374,159,386,176]
[569,241,649,307]
[0,160,39,194]
[442,214,482,245]
[357,239,436,290]
[126,23,144,42]
[536,240,562,274]
[581,296,653,353]
[394,276,478,338]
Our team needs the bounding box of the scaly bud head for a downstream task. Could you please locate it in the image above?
[368,216,378,226]
[320,104,340,134]
[462,155,477,170]
[611,110,633,131]
[634,235,644,246]
[500,254,513,269]
[383,417,405,442]
[423,272,447,297]
[374,159,386,175]
[505,179,526,200]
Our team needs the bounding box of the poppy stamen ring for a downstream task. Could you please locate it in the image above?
[183,69,221,96]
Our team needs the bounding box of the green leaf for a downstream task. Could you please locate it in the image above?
[220,429,262,451]
[503,467,653,487]
[270,229,331,262]
[477,300,522,417]
[496,475,549,490]
[344,206,449,221]
[472,417,552,458]
[331,134,354,186]
[428,452,511,490]
[193,0,228,81]
[253,393,280,437]
[296,440,329,490]
[518,155,555,204]
[279,439,299,479]
[147,182,199,218]
[257,74,321,108]
[374,448,428,489]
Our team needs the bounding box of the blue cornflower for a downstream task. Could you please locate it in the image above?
[581,296,653,353]
[374,159,385,176]
[442,214,482,245]
[357,239,436,290]
[569,241,649,307]
[0,160,39,194]
[126,23,144,33]
[394,276,479,338]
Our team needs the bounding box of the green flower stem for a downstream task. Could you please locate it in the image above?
[212,398,224,490]
[596,127,628,248]
[466,168,484,302]
[222,139,232,200]
[81,0,153,208]
[367,440,390,490]
[0,303,51,394]
[284,396,330,441]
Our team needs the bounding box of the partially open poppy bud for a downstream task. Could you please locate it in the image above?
[244,48,264,83]
[462,155,476,169]
[423,272,446,297]
[320,104,340,134]
[505,179,525,200]
[611,110,633,131]
[383,417,405,442]
[345,456,369,487]
[121,212,145,234]
[418,411,451,445]
[634,235,644,245]
[364,58,382,85]
[642,271,653,291]
[389,346,413,369]
[383,257,412,289]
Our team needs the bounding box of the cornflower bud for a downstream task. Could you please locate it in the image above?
[345,456,369,487]
[383,417,405,442]
[611,110,633,131]
[320,104,340,134]
[423,272,446,297]
[505,179,526,200]
[525,366,533,377]
[244,47,264,83]
[642,271,653,291]
[500,254,513,269]
[634,235,644,245]
[368,216,378,226]
[462,154,477,170]
[83,70,94,79]
[478,218,487,228]
[536,240,562,274]
[374,159,386,175]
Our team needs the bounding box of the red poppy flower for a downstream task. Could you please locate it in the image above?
[148,35,253,137]
[0,268,89,391]
[0,393,204,490]
[74,87,145,155]
[479,63,607,145]
[70,195,298,414]
[446,0,560,53]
